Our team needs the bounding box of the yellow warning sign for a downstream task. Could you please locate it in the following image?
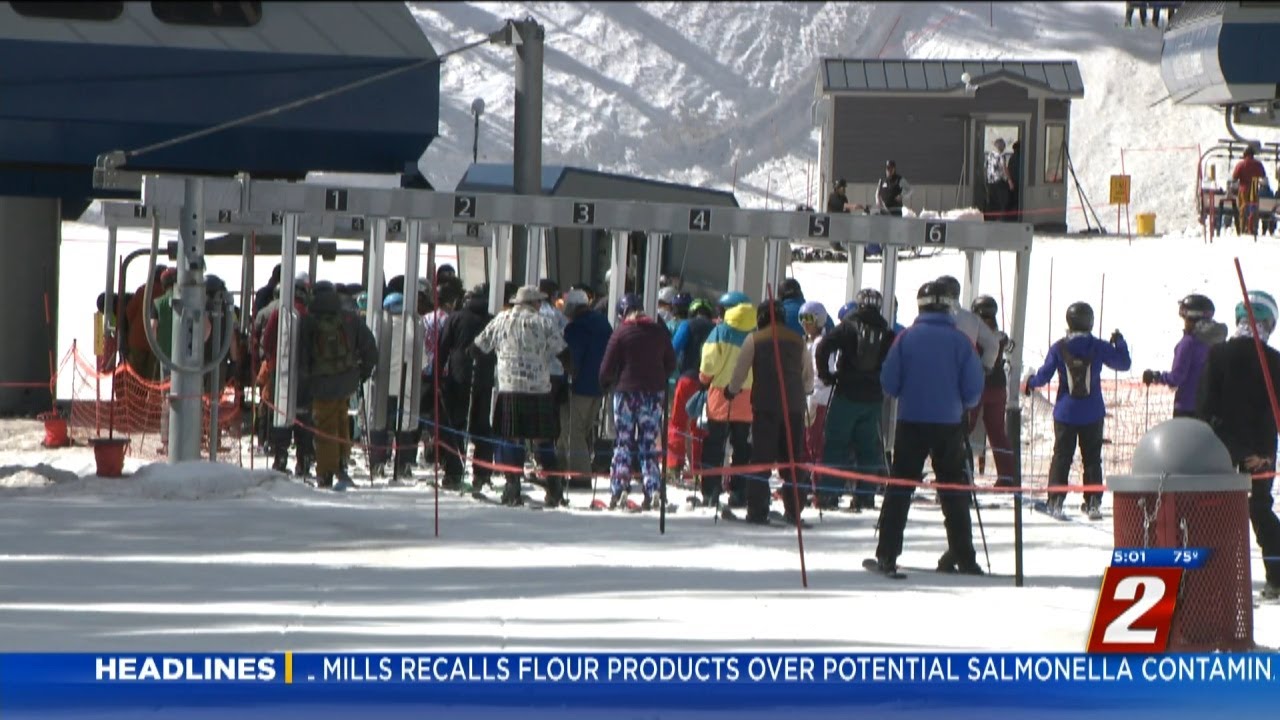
[1110,175,1131,205]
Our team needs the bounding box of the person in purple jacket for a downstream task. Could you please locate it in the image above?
[1024,301,1132,520]
[598,293,677,510]
[1142,294,1227,418]
[871,282,986,577]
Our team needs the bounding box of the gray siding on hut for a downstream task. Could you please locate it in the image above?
[831,82,1038,187]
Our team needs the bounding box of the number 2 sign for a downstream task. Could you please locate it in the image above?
[1086,566,1183,653]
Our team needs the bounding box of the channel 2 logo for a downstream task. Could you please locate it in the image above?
[1086,548,1205,653]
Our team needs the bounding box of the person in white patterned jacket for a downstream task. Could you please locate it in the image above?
[473,285,570,506]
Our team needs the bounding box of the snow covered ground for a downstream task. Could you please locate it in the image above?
[2,415,1278,653]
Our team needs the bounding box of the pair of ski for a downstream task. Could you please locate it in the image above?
[1030,500,1103,522]
[588,497,680,514]
[861,558,1005,581]
[718,507,814,529]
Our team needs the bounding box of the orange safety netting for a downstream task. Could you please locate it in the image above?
[66,346,248,464]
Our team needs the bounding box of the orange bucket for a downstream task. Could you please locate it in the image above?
[37,411,69,448]
[88,437,130,478]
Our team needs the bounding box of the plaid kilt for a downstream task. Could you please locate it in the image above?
[493,391,559,440]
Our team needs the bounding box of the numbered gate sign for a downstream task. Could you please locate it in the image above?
[572,202,596,226]
[324,189,348,212]
[217,209,232,223]
[808,214,830,238]
[350,217,365,231]
[924,222,948,245]
[388,219,403,233]
[688,208,712,232]
[454,195,477,219]
[270,211,283,226]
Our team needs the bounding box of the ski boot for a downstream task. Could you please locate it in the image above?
[294,457,313,479]
[441,475,463,491]
[1082,500,1103,521]
[501,476,524,506]
[271,453,289,474]
[609,491,624,510]
[315,473,334,490]
[1046,496,1066,519]
[1260,584,1280,602]
[640,494,653,512]
[937,550,957,573]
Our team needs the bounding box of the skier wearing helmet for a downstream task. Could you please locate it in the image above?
[1197,290,1280,599]
[1143,294,1228,418]
[1024,302,1131,520]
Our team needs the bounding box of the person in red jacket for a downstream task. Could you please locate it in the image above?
[1233,145,1269,234]
[598,293,677,510]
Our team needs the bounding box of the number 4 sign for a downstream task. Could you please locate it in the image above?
[1086,566,1183,653]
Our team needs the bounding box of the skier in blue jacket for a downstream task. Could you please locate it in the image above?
[871,281,985,577]
[1024,301,1131,519]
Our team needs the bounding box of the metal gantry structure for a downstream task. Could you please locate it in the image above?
[98,172,1034,521]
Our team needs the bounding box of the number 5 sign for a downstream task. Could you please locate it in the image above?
[1086,566,1183,653]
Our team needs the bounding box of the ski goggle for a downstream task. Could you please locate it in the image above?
[799,313,818,323]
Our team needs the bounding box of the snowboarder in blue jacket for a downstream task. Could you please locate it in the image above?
[1024,301,1131,519]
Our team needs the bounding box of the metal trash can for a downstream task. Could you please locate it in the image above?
[1108,418,1253,651]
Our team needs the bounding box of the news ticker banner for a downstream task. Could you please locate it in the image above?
[0,651,1276,719]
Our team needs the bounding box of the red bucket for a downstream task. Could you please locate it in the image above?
[88,437,130,478]
[37,411,69,449]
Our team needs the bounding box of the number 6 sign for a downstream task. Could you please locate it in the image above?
[1086,566,1183,653]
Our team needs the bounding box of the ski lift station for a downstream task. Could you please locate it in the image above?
[0,0,1034,471]
[814,58,1085,232]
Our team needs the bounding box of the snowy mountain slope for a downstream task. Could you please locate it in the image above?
[412,1,1277,232]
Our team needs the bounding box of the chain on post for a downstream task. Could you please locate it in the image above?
[1138,473,1168,548]
[1177,516,1191,605]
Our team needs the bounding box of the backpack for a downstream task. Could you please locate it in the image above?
[312,312,355,376]
[1058,339,1094,400]
[852,320,887,373]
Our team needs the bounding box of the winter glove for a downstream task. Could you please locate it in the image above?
[724,388,738,401]
[1110,329,1124,345]
[1022,376,1033,397]
[818,372,836,388]
[1142,369,1158,386]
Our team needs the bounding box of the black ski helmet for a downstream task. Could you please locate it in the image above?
[935,275,962,301]
[917,281,951,313]
[1066,302,1095,333]
[855,287,883,310]
[1178,294,1215,320]
[757,299,785,329]
[617,293,644,318]
[971,295,998,320]
[779,277,803,301]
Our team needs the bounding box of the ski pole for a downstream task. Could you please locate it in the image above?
[964,426,992,573]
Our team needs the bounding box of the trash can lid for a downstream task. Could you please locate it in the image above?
[1109,418,1250,492]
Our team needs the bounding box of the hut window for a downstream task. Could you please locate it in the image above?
[1044,123,1066,184]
